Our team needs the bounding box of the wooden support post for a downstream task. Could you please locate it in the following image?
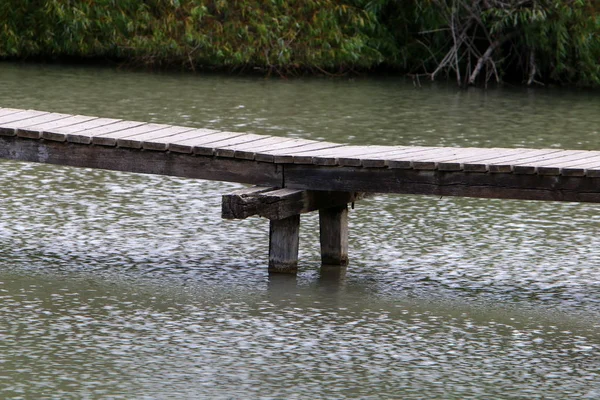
[269,215,300,274]
[319,205,349,266]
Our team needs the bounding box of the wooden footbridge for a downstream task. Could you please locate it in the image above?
[1,107,598,272]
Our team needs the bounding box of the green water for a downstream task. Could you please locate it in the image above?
[0,63,599,399]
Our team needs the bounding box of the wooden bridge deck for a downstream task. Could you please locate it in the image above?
[0,107,599,203]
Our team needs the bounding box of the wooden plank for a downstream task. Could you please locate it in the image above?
[67,120,146,144]
[269,215,300,273]
[167,131,249,154]
[269,142,347,164]
[117,126,209,149]
[222,187,363,220]
[0,135,283,187]
[215,136,297,159]
[0,108,24,117]
[1,113,73,137]
[141,129,220,151]
[16,115,97,139]
[319,205,349,266]
[42,118,122,141]
[92,123,172,146]
[289,145,395,166]
[559,158,600,177]
[284,164,600,203]
[253,139,334,163]
[512,150,599,175]
[0,110,48,125]
[479,149,566,173]
[191,133,274,156]
[0,110,52,134]
[435,148,541,172]
[360,146,446,168]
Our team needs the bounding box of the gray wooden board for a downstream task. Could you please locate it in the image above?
[142,129,222,151]
[253,140,337,163]
[92,123,172,146]
[512,150,600,174]
[192,133,274,156]
[67,121,146,144]
[117,126,199,149]
[402,147,550,171]
[476,149,566,173]
[0,136,282,187]
[284,164,600,203]
[1,113,73,136]
[0,110,52,134]
[268,143,348,164]
[360,147,448,168]
[214,136,297,159]
[0,108,24,117]
[0,110,48,125]
[42,118,122,141]
[168,131,249,154]
[433,148,544,171]
[16,115,98,139]
[285,145,396,166]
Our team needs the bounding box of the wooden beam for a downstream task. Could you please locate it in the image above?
[319,205,349,266]
[0,136,282,187]
[284,164,600,203]
[222,186,364,220]
[269,215,300,273]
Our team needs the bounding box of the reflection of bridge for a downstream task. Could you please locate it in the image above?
[1,107,599,272]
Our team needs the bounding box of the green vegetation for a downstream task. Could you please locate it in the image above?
[1,0,599,86]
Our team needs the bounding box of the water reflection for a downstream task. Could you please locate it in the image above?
[0,63,599,398]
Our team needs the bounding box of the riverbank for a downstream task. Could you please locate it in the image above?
[1,0,599,87]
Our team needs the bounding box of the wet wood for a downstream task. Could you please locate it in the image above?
[319,205,349,266]
[222,186,364,220]
[269,215,300,273]
[142,128,219,151]
[116,126,198,149]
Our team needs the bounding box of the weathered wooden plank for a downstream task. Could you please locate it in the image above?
[435,148,539,172]
[289,145,395,166]
[16,115,98,139]
[319,205,349,266]
[67,120,146,144]
[0,111,55,135]
[0,110,49,126]
[222,186,363,220]
[92,123,172,146]
[42,118,122,141]
[284,164,600,203]
[192,133,273,156]
[511,151,598,175]
[559,158,600,177]
[253,139,334,163]
[167,131,248,154]
[117,126,198,149]
[360,147,446,168]
[270,142,347,164]
[1,113,73,137]
[141,129,220,151]
[215,136,296,159]
[269,215,300,273]
[481,149,566,173]
[0,108,24,117]
[0,136,283,187]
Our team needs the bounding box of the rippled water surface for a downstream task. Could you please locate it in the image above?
[0,63,599,399]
